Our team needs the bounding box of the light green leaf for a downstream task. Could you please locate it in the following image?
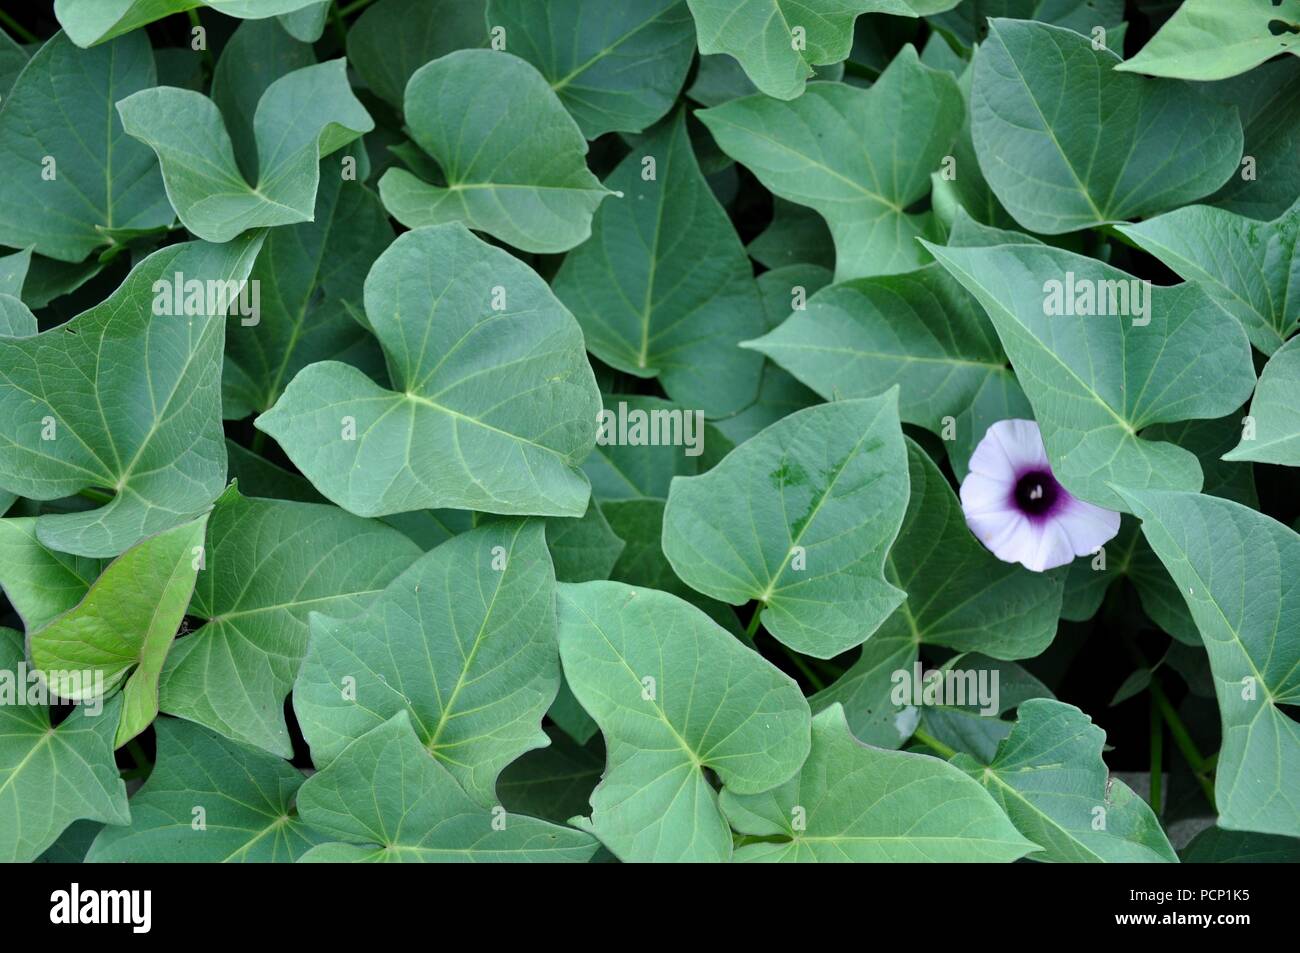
[699,46,962,280]
[86,717,326,862]
[928,0,1124,49]
[118,60,373,243]
[1114,0,1300,81]
[256,224,600,519]
[556,581,810,862]
[294,520,560,805]
[553,111,762,416]
[54,0,328,47]
[223,167,392,420]
[1224,336,1300,466]
[923,241,1257,512]
[1118,199,1299,355]
[0,247,31,300]
[952,699,1178,862]
[0,517,104,630]
[489,0,696,139]
[685,0,947,100]
[296,712,599,862]
[1117,488,1300,838]
[377,50,613,254]
[663,393,910,658]
[0,628,129,863]
[30,514,208,748]
[347,0,487,111]
[277,1,329,42]
[0,236,263,557]
[813,441,1063,743]
[722,704,1037,862]
[0,31,172,262]
[745,263,1006,436]
[971,19,1242,234]
[158,486,421,757]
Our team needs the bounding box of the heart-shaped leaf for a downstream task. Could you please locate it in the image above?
[256,223,601,519]
[1114,0,1300,81]
[54,0,328,47]
[1224,336,1300,466]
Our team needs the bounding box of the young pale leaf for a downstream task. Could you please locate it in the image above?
[378,50,613,254]
[745,263,1006,436]
[29,514,208,748]
[223,167,392,420]
[971,19,1242,234]
[118,60,372,244]
[1114,0,1300,81]
[54,0,328,47]
[685,0,948,100]
[0,518,104,630]
[346,0,487,111]
[699,46,961,280]
[0,236,262,557]
[663,393,909,658]
[296,712,599,862]
[923,241,1257,512]
[86,718,327,862]
[557,581,810,862]
[553,111,763,416]
[1118,489,1300,838]
[0,31,172,262]
[257,224,600,518]
[721,705,1037,862]
[951,699,1178,862]
[295,521,560,805]
[813,441,1062,744]
[1118,199,1299,355]
[0,629,129,863]
[488,0,696,139]
[1223,336,1300,466]
[158,486,421,758]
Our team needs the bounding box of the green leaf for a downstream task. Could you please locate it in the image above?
[86,717,327,862]
[1117,488,1300,838]
[556,580,810,862]
[54,0,328,47]
[30,514,208,748]
[813,441,1063,743]
[928,0,1124,49]
[0,247,31,300]
[118,59,373,243]
[1118,199,1299,355]
[923,241,1257,512]
[1204,59,1300,220]
[582,395,714,501]
[545,502,625,583]
[377,50,613,254]
[946,368,1032,481]
[699,46,962,280]
[498,727,604,825]
[685,0,937,100]
[0,236,262,557]
[1181,827,1300,863]
[277,1,329,42]
[223,167,392,420]
[347,0,487,111]
[951,699,1178,862]
[745,263,1007,435]
[1114,0,1300,81]
[294,520,560,804]
[1224,336,1300,466]
[0,628,129,863]
[663,393,910,658]
[970,19,1242,234]
[295,712,599,862]
[158,486,421,757]
[721,704,1037,862]
[256,224,601,518]
[0,31,172,262]
[488,0,696,139]
[0,517,104,630]
[746,198,835,271]
[553,111,762,416]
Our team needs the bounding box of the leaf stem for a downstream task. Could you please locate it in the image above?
[125,739,152,777]
[337,0,378,18]
[1149,690,1163,813]
[743,605,764,642]
[250,429,267,456]
[0,10,38,44]
[187,10,214,74]
[1148,674,1216,808]
[77,487,115,505]
[329,1,349,46]
[911,726,957,760]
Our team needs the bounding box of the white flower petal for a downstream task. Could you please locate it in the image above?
[1054,495,1122,558]
[985,418,1049,474]
[959,470,1011,515]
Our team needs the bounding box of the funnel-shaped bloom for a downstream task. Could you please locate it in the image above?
[960,419,1120,572]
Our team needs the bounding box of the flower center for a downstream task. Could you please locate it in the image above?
[1013,470,1060,517]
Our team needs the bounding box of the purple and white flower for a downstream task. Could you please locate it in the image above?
[960,419,1120,572]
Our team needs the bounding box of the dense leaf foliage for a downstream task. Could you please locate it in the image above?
[0,0,1296,865]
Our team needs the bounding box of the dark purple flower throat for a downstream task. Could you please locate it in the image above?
[1013,469,1062,519]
